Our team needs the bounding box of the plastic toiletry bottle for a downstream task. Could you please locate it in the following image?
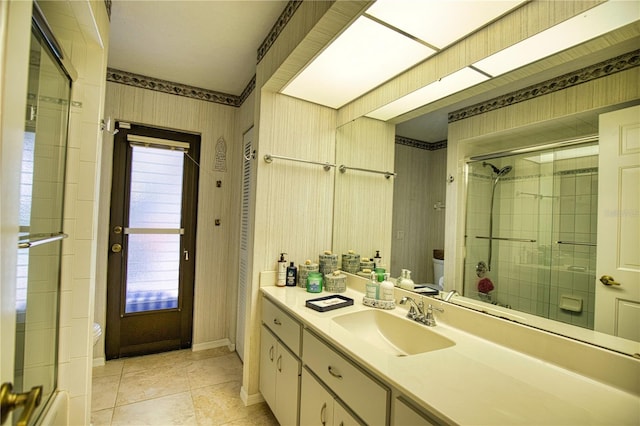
[365,271,380,300]
[381,273,394,301]
[399,269,415,290]
[277,253,287,287]
[373,250,382,268]
[286,261,297,287]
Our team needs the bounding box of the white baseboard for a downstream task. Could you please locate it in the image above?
[240,385,264,406]
[92,357,105,367]
[192,338,234,352]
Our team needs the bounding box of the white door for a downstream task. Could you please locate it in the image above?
[236,127,254,361]
[595,105,640,342]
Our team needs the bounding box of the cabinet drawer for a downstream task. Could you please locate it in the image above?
[262,297,301,356]
[303,329,389,425]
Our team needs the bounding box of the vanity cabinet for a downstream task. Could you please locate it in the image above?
[392,397,438,426]
[303,329,390,425]
[260,297,302,425]
[300,368,364,426]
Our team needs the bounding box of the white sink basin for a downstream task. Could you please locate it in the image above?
[332,309,455,356]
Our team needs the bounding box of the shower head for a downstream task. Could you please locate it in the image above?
[483,161,512,177]
[498,165,513,176]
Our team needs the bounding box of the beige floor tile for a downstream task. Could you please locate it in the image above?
[121,348,232,375]
[92,374,121,411]
[220,405,279,426]
[187,353,243,390]
[111,391,197,425]
[116,364,190,406]
[91,408,114,426]
[191,381,276,426]
[93,359,124,378]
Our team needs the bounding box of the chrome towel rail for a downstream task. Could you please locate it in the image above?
[338,165,396,179]
[556,240,597,247]
[263,154,335,171]
[476,236,537,243]
[18,232,68,249]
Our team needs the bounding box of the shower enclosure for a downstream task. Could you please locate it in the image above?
[464,139,599,329]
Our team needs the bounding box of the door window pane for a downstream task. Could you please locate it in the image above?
[129,147,184,228]
[125,146,184,313]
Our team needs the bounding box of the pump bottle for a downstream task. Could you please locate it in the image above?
[277,253,287,287]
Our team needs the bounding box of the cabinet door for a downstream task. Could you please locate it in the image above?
[393,397,437,426]
[275,342,300,426]
[259,325,277,409]
[301,369,334,426]
[334,400,364,426]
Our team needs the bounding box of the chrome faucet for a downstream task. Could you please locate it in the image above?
[399,296,424,321]
[400,296,444,326]
[443,290,459,302]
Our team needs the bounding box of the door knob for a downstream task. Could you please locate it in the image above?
[111,243,122,253]
[599,275,621,286]
[1,382,42,426]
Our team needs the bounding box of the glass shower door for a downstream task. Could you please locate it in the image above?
[9,22,71,426]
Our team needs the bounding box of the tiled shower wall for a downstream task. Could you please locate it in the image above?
[464,148,598,329]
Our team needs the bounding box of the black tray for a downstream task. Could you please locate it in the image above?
[305,295,354,312]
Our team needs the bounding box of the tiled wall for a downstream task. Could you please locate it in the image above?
[464,148,598,329]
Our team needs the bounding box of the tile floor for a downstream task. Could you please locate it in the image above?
[91,347,279,425]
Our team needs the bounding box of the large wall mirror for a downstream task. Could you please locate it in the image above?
[329,3,639,357]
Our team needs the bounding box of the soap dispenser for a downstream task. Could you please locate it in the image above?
[365,271,379,300]
[286,261,297,287]
[276,253,287,287]
[381,273,394,301]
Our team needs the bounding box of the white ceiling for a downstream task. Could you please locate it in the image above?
[108,0,288,95]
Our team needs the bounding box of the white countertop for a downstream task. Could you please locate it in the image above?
[261,285,640,425]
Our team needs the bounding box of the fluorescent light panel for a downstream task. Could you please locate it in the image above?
[281,16,436,109]
[366,67,489,121]
[366,0,526,49]
[474,0,640,76]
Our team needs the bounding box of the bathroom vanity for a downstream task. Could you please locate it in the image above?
[259,281,639,425]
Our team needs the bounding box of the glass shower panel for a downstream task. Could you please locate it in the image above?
[15,25,71,424]
[463,141,598,329]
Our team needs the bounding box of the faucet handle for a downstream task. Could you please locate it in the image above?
[427,304,444,313]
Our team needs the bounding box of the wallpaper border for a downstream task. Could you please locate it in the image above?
[449,49,640,123]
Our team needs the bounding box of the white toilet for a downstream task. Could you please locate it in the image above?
[432,257,444,290]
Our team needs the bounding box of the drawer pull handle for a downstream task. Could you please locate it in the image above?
[269,345,274,361]
[277,355,282,372]
[320,402,327,425]
[328,365,343,379]
[273,318,282,326]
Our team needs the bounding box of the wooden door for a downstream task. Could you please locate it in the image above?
[106,122,200,359]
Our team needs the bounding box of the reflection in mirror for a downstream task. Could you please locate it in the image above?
[464,140,598,329]
[333,117,395,264]
[390,138,446,285]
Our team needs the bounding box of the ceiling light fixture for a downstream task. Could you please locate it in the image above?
[473,0,640,77]
[281,16,436,109]
[365,67,489,121]
[365,0,525,49]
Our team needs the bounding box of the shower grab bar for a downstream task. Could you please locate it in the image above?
[476,236,537,243]
[555,240,596,247]
[264,154,335,171]
[18,232,68,249]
